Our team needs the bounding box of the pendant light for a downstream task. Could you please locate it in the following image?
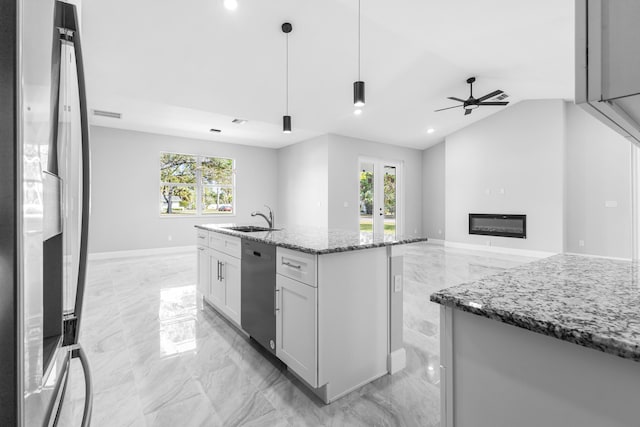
[282,22,292,133]
[353,0,365,108]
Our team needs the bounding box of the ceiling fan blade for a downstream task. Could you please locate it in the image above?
[478,101,509,106]
[464,109,472,115]
[477,90,503,102]
[434,105,462,112]
[447,96,466,103]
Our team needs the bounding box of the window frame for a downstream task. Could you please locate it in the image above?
[159,151,236,218]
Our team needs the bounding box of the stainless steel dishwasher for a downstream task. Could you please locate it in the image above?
[241,239,277,355]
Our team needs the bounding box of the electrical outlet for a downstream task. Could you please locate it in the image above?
[343,201,349,208]
[438,229,442,235]
[579,240,585,247]
[394,276,402,292]
[168,235,172,241]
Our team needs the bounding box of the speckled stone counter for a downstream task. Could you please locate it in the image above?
[430,254,640,362]
[195,223,428,254]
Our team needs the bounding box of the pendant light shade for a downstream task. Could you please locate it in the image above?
[282,22,293,133]
[353,0,365,108]
[354,81,365,107]
[283,115,291,133]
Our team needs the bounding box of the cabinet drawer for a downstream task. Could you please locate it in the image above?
[197,229,209,246]
[209,233,241,258]
[276,247,317,287]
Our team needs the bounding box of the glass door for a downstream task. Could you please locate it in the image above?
[359,161,375,233]
[383,165,397,238]
[359,158,401,237]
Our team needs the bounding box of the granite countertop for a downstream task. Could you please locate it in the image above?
[195,223,428,255]
[430,254,640,362]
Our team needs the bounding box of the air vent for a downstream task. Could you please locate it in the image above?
[232,118,247,124]
[494,93,509,101]
[209,128,222,133]
[92,109,121,119]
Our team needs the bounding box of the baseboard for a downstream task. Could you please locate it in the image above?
[444,241,556,259]
[426,238,445,246]
[564,252,632,262]
[89,245,196,261]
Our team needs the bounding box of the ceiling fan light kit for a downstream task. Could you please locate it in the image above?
[435,76,509,116]
[282,22,293,133]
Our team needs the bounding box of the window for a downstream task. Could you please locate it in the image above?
[160,152,235,216]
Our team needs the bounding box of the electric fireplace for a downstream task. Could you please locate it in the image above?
[469,214,526,239]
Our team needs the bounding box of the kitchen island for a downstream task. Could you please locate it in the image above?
[430,254,640,427]
[195,223,427,403]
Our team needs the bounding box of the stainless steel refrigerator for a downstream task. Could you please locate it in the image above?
[1,0,93,425]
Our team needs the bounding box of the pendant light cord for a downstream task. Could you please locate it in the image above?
[358,0,361,80]
[286,33,289,115]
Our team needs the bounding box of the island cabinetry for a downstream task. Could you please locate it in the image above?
[276,248,318,387]
[195,224,425,403]
[197,231,241,326]
[275,246,390,403]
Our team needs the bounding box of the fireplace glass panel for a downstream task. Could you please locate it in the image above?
[468,214,526,238]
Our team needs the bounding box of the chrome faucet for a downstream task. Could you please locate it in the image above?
[251,205,274,229]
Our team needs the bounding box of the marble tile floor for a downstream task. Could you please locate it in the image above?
[57,242,537,427]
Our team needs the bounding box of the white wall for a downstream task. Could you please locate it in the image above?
[564,103,632,258]
[276,135,329,228]
[89,126,278,253]
[276,133,423,234]
[445,100,565,253]
[422,141,445,240]
[326,134,423,234]
[433,99,633,258]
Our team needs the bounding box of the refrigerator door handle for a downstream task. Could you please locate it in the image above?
[72,345,93,427]
[67,1,91,339]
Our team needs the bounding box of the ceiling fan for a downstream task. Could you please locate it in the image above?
[435,77,509,116]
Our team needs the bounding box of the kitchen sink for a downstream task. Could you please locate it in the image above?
[223,225,280,233]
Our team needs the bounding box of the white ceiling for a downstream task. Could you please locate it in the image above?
[81,0,574,150]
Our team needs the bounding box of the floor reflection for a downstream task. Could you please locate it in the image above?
[159,285,197,357]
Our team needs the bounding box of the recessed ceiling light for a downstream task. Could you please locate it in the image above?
[427,128,435,134]
[224,0,238,11]
[209,128,221,133]
[354,109,362,115]
[232,118,247,124]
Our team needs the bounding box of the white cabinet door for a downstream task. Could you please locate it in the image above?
[221,253,241,325]
[209,251,225,310]
[197,246,210,299]
[276,274,317,387]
